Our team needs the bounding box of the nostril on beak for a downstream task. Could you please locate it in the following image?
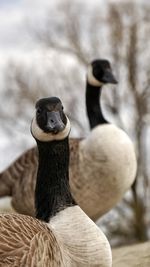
[47,111,65,133]
[50,119,54,123]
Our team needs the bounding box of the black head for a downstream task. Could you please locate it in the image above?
[31,97,70,142]
[87,59,118,86]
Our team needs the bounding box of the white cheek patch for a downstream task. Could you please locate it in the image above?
[31,116,71,142]
[87,65,103,87]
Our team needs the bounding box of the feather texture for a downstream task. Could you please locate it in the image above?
[49,205,112,266]
[0,214,63,267]
[0,208,112,267]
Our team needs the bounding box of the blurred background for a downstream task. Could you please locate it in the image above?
[0,0,150,247]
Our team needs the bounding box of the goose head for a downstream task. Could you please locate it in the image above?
[31,97,71,142]
[87,59,118,87]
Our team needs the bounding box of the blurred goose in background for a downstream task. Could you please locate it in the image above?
[76,59,137,219]
[0,59,137,220]
[0,97,112,267]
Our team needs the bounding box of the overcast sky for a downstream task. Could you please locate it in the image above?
[0,0,22,6]
[0,0,25,50]
[0,0,60,52]
[0,0,146,51]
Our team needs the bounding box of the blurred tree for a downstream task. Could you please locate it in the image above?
[1,0,150,247]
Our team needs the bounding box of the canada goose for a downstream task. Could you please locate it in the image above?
[112,241,150,267]
[76,59,137,219]
[0,59,137,220]
[0,97,112,267]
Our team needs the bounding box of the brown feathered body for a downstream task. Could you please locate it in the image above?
[0,214,63,267]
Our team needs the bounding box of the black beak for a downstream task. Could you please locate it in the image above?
[46,111,65,134]
[102,70,118,84]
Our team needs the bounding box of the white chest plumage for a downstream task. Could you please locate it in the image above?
[48,206,112,267]
[77,124,137,219]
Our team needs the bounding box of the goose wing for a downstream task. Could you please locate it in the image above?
[0,147,37,215]
[0,214,63,267]
[0,139,82,216]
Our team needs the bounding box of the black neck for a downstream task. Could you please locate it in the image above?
[86,81,108,129]
[35,137,76,222]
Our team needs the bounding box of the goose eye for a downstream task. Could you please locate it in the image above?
[37,108,42,115]
[62,106,64,110]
